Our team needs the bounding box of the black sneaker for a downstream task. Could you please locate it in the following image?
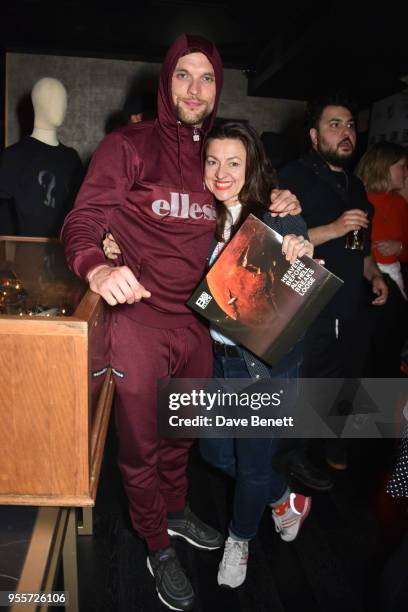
[147,547,194,611]
[287,450,333,491]
[167,507,223,550]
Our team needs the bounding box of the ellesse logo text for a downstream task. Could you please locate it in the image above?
[152,192,216,221]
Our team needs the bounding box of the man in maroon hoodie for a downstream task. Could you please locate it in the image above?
[62,34,300,611]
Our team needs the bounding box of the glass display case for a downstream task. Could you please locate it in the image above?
[0,236,113,506]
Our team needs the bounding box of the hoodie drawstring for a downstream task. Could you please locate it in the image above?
[176,121,185,191]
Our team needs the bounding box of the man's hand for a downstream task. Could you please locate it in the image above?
[103,232,122,260]
[269,189,301,217]
[330,209,368,239]
[374,240,403,257]
[371,275,388,305]
[281,234,313,264]
[87,264,151,306]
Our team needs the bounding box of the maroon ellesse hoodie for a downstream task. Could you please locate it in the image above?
[61,34,223,327]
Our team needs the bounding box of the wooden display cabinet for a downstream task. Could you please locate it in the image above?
[0,236,114,506]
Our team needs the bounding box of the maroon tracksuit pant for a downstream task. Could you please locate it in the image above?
[110,311,212,551]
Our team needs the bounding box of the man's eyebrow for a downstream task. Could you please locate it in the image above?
[173,69,215,78]
[328,117,355,122]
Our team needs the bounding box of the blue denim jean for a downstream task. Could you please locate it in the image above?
[200,345,302,540]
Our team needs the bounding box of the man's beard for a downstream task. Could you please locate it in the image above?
[317,139,355,168]
[176,100,210,127]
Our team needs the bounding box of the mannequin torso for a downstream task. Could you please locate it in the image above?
[0,77,83,237]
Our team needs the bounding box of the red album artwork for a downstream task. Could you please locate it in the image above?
[188,214,343,365]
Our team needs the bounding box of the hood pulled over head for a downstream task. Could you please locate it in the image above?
[157,33,223,137]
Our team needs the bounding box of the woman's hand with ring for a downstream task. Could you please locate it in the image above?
[281,234,314,264]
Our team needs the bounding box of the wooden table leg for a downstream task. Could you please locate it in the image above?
[62,508,79,612]
[77,506,93,536]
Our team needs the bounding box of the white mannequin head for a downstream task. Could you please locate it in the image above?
[31,78,67,145]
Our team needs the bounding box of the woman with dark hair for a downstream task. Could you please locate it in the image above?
[200,120,312,588]
[356,141,408,376]
[102,120,313,589]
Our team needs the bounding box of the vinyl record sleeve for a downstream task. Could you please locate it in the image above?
[188,214,343,365]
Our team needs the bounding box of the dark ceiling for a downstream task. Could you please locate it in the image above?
[1,0,407,107]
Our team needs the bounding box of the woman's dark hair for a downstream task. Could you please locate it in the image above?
[205,120,277,240]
